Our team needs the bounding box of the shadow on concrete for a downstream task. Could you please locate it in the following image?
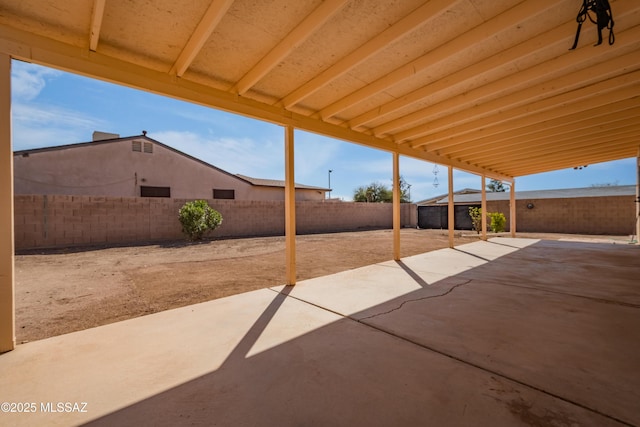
[453,247,492,262]
[395,260,430,287]
[81,240,639,426]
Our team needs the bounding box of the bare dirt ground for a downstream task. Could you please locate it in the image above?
[15,229,633,343]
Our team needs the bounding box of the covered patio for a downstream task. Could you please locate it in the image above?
[0,1,639,424]
[2,0,639,354]
[1,237,639,425]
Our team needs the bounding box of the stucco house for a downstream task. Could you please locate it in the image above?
[13,132,329,201]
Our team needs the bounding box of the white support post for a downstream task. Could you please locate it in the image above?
[0,54,15,353]
[284,125,296,285]
[510,179,516,238]
[448,166,454,248]
[393,152,400,261]
[481,175,487,241]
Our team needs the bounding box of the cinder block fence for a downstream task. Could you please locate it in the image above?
[487,197,635,235]
[14,195,418,250]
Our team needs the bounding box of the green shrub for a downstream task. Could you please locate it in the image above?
[178,200,222,241]
[488,212,506,233]
[468,206,483,234]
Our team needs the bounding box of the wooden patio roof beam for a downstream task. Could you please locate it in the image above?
[89,0,105,52]
[482,131,640,169]
[488,136,638,168]
[448,114,640,161]
[411,74,640,150]
[495,145,636,175]
[280,0,453,109]
[234,0,348,95]
[318,0,559,121]
[347,21,573,131]
[396,50,640,144]
[372,7,640,137]
[439,100,640,157]
[0,23,512,182]
[456,118,640,163]
[170,0,234,77]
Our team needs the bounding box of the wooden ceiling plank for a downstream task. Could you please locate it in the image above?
[362,4,640,135]
[234,0,348,95]
[501,151,635,176]
[393,47,640,143]
[411,74,640,149]
[502,146,636,176]
[478,127,640,168]
[462,121,640,163]
[280,0,454,109]
[0,22,512,181]
[426,98,640,156]
[461,128,640,166]
[89,0,106,52]
[439,100,640,157]
[170,0,235,77]
[5,1,639,180]
[488,140,637,171]
[506,150,635,175]
[454,111,640,162]
[318,0,559,121]
[348,26,570,131]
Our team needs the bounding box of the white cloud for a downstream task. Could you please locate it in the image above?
[149,130,284,178]
[13,103,100,129]
[11,61,61,101]
[12,103,108,150]
[9,62,108,150]
[150,129,352,186]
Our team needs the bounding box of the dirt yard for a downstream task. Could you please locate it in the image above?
[15,229,631,343]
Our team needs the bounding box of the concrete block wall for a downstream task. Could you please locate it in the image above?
[14,195,417,250]
[485,195,635,235]
[296,201,415,234]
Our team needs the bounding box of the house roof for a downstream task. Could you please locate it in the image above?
[434,185,637,204]
[1,1,638,180]
[14,134,328,191]
[236,174,329,191]
[415,188,481,206]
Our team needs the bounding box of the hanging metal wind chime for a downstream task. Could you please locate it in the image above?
[432,164,439,188]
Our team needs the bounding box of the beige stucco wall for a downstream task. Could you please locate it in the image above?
[13,139,324,201]
[14,195,417,250]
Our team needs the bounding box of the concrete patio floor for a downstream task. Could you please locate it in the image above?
[1,237,638,426]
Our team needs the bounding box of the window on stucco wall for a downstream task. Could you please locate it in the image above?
[213,189,235,199]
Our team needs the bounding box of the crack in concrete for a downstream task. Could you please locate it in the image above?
[357,279,473,321]
[269,283,633,426]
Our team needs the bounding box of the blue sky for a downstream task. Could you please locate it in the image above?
[11,60,637,202]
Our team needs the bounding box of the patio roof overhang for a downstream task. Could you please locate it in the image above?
[0,0,638,179]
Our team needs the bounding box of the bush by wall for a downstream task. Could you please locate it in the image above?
[488,212,506,233]
[178,200,222,240]
[468,206,483,234]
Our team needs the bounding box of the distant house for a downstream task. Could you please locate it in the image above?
[417,186,636,235]
[13,133,329,201]
[415,188,481,206]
